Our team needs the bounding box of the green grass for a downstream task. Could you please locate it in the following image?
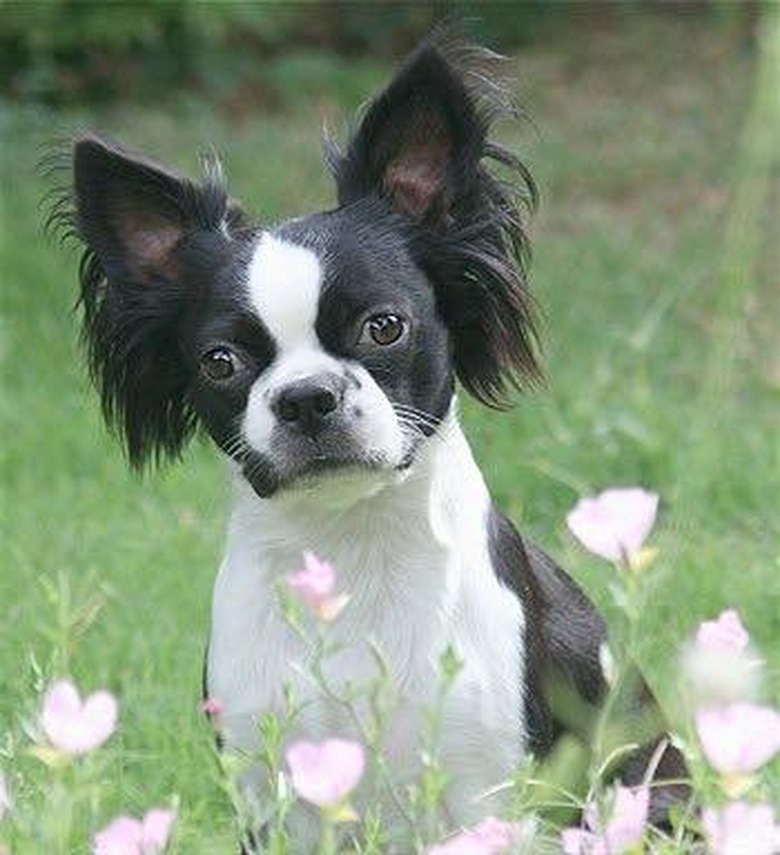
[1,12,778,852]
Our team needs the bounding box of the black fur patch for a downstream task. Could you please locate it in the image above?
[487,506,607,755]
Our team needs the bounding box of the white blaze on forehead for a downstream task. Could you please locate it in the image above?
[247,233,323,350]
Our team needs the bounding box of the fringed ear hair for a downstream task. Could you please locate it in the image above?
[329,37,542,406]
[51,135,237,467]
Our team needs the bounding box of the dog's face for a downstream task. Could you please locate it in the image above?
[186,210,453,497]
[64,41,540,498]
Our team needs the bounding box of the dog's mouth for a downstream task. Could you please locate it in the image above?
[233,409,425,500]
[239,442,400,500]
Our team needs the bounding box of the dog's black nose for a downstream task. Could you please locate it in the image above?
[272,374,345,436]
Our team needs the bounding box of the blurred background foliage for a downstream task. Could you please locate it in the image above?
[0,1,759,110]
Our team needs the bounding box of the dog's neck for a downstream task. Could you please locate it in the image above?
[223,404,491,594]
[214,403,503,703]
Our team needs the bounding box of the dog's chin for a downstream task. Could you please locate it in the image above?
[240,446,411,507]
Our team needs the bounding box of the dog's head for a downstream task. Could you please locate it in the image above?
[57,39,540,499]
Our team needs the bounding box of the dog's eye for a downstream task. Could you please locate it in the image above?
[200,347,240,382]
[360,313,407,347]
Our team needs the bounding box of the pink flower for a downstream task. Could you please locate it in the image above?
[703,802,780,855]
[695,703,780,774]
[561,785,649,855]
[93,817,141,855]
[566,488,658,564]
[286,551,349,620]
[200,696,223,717]
[285,738,365,808]
[41,679,118,755]
[427,816,527,854]
[93,808,176,854]
[683,610,761,703]
[695,609,750,653]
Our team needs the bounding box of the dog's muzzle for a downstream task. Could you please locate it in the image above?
[270,372,347,438]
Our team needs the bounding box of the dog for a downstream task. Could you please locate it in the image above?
[53,36,685,850]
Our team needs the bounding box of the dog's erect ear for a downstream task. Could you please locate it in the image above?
[73,136,228,284]
[331,43,481,225]
[331,40,542,405]
[63,135,235,467]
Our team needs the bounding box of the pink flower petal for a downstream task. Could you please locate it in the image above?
[703,802,780,855]
[285,738,365,808]
[561,827,601,855]
[603,786,649,851]
[200,696,223,717]
[696,609,750,653]
[566,488,658,563]
[141,808,176,852]
[428,818,526,854]
[287,551,335,607]
[41,680,81,738]
[78,692,119,750]
[563,786,648,855]
[42,679,118,755]
[93,808,174,855]
[93,816,144,855]
[287,552,349,621]
[468,817,524,846]
[683,610,762,704]
[696,703,780,774]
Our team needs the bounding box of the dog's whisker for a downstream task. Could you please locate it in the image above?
[393,409,445,430]
[392,405,440,424]
[221,432,252,461]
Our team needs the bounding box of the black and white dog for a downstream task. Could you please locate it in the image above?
[56,37,682,848]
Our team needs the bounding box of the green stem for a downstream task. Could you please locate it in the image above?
[317,816,337,855]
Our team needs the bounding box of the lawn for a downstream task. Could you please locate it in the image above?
[1,11,778,852]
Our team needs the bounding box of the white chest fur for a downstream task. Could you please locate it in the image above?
[206,416,526,840]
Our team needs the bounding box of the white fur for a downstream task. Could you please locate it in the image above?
[207,407,526,849]
[242,233,405,465]
[246,233,322,350]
